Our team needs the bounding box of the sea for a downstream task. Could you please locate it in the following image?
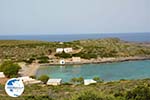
[0,33,150,42]
[36,60,150,82]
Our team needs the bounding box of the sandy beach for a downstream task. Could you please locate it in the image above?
[19,63,40,76]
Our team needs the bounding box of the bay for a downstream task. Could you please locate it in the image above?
[36,60,150,82]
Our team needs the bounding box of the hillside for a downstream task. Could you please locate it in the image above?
[0,38,150,62]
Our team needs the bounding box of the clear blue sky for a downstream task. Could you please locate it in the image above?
[0,0,149,35]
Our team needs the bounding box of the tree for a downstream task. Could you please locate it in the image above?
[38,75,49,84]
[0,61,21,78]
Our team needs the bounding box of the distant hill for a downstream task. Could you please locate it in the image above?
[0,38,150,62]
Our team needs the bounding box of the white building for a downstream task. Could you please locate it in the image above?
[0,72,5,78]
[47,79,62,86]
[84,79,97,85]
[72,57,81,62]
[64,48,73,53]
[56,48,64,53]
[56,48,73,53]
[18,76,42,84]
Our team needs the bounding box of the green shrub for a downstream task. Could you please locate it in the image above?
[70,77,84,84]
[77,77,84,84]
[38,59,49,63]
[73,52,97,59]
[0,61,21,78]
[55,51,72,58]
[25,58,35,64]
[37,56,49,60]
[62,82,73,85]
[37,56,49,63]
[70,77,78,84]
[93,77,103,83]
[38,75,49,84]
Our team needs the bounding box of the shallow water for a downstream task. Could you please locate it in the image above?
[36,60,150,82]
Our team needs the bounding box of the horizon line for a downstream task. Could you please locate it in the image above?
[0,32,149,36]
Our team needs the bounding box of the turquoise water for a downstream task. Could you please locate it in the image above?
[36,60,150,82]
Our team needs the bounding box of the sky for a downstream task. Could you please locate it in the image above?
[0,0,149,35]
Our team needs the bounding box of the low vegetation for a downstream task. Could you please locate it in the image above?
[0,79,150,100]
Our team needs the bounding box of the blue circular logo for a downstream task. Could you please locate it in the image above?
[5,78,24,97]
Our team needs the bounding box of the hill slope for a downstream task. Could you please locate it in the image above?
[0,38,150,61]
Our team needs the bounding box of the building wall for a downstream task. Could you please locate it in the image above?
[56,48,63,53]
[64,48,73,53]
[47,82,61,86]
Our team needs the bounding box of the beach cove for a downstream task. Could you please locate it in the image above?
[19,56,150,76]
[36,59,150,82]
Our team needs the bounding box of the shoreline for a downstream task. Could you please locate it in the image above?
[40,56,150,66]
[20,56,150,77]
